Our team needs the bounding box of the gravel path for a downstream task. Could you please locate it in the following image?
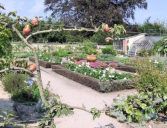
[40,67,138,128]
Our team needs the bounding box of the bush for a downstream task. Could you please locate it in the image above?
[147,37,167,56]
[138,48,148,57]
[90,31,109,45]
[52,49,68,57]
[110,58,167,125]
[2,73,40,102]
[102,45,117,56]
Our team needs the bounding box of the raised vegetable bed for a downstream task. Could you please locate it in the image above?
[29,57,61,68]
[51,65,135,92]
[116,64,137,73]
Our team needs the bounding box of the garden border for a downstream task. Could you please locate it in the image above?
[51,65,135,92]
[116,63,137,73]
[29,57,61,68]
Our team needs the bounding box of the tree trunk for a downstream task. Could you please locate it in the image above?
[33,48,48,106]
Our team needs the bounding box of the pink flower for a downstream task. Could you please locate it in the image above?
[75,60,87,65]
[90,61,107,68]
[108,62,118,68]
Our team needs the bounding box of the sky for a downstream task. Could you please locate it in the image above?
[0,0,166,25]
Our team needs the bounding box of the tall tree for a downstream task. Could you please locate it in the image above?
[44,0,147,27]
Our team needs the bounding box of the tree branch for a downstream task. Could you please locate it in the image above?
[69,106,107,113]
[0,67,34,75]
[26,27,99,40]
[12,24,34,50]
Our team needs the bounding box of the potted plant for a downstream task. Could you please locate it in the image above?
[86,48,98,62]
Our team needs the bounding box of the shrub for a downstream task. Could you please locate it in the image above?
[2,73,40,102]
[102,45,117,56]
[90,31,109,45]
[110,93,157,126]
[110,57,167,126]
[133,58,167,114]
[138,48,148,57]
[53,49,68,57]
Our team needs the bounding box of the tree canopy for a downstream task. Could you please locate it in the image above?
[44,0,147,27]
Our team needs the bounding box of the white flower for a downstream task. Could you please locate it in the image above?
[93,70,97,72]
[124,77,127,80]
[111,75,114,78]
[71,57,73,59]
[103,70,106,73]
[79,65,81,67]
[106,68,109,71]
[102,74,105,77]
[149,60,151,62]
[154,60,159,64]
[84,72,87,75]
[61,61,63,64]
[90,73,92,75]
[24,80,28,84]
[119,72,122,74]
[134,73,137,75]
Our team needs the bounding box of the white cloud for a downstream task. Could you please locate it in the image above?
[0,0,24,12]
[27,0,45,18]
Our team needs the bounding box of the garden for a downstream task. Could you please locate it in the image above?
[1,1,167,128]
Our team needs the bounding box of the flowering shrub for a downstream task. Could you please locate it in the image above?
[90,61,107,68]
[108,62,118,68]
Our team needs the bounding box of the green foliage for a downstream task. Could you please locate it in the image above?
[147,37,167,56]
[110,57,167,125]
[97,54,118,62]
[102,45,117,56]
[133,58,167,99]
[2,73,40,102]
[85,48,98,55]
[38,52,61,63]
[137,17,165,34]
[138,49,148,57]
[13,52,34,58]
[0,24,13,57]
[110,93,157,125]
[132,58,167,114]
[0,111,15,127]
[44,81,51,101]
[91,108,101,120]
[53,49,68,57]
[118,58,131,63]
[0,57,29,70]
[63,63,132,81]
[90,31,109,45]
[158,38,167,55]
[108,24,126,40]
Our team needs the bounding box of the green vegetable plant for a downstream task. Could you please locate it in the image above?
[158,38,167,55]
[118,58,131,63]
[110,93,157,126]
[110,57,167,126]
[0,110,15,127]
[102,45,117,56]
